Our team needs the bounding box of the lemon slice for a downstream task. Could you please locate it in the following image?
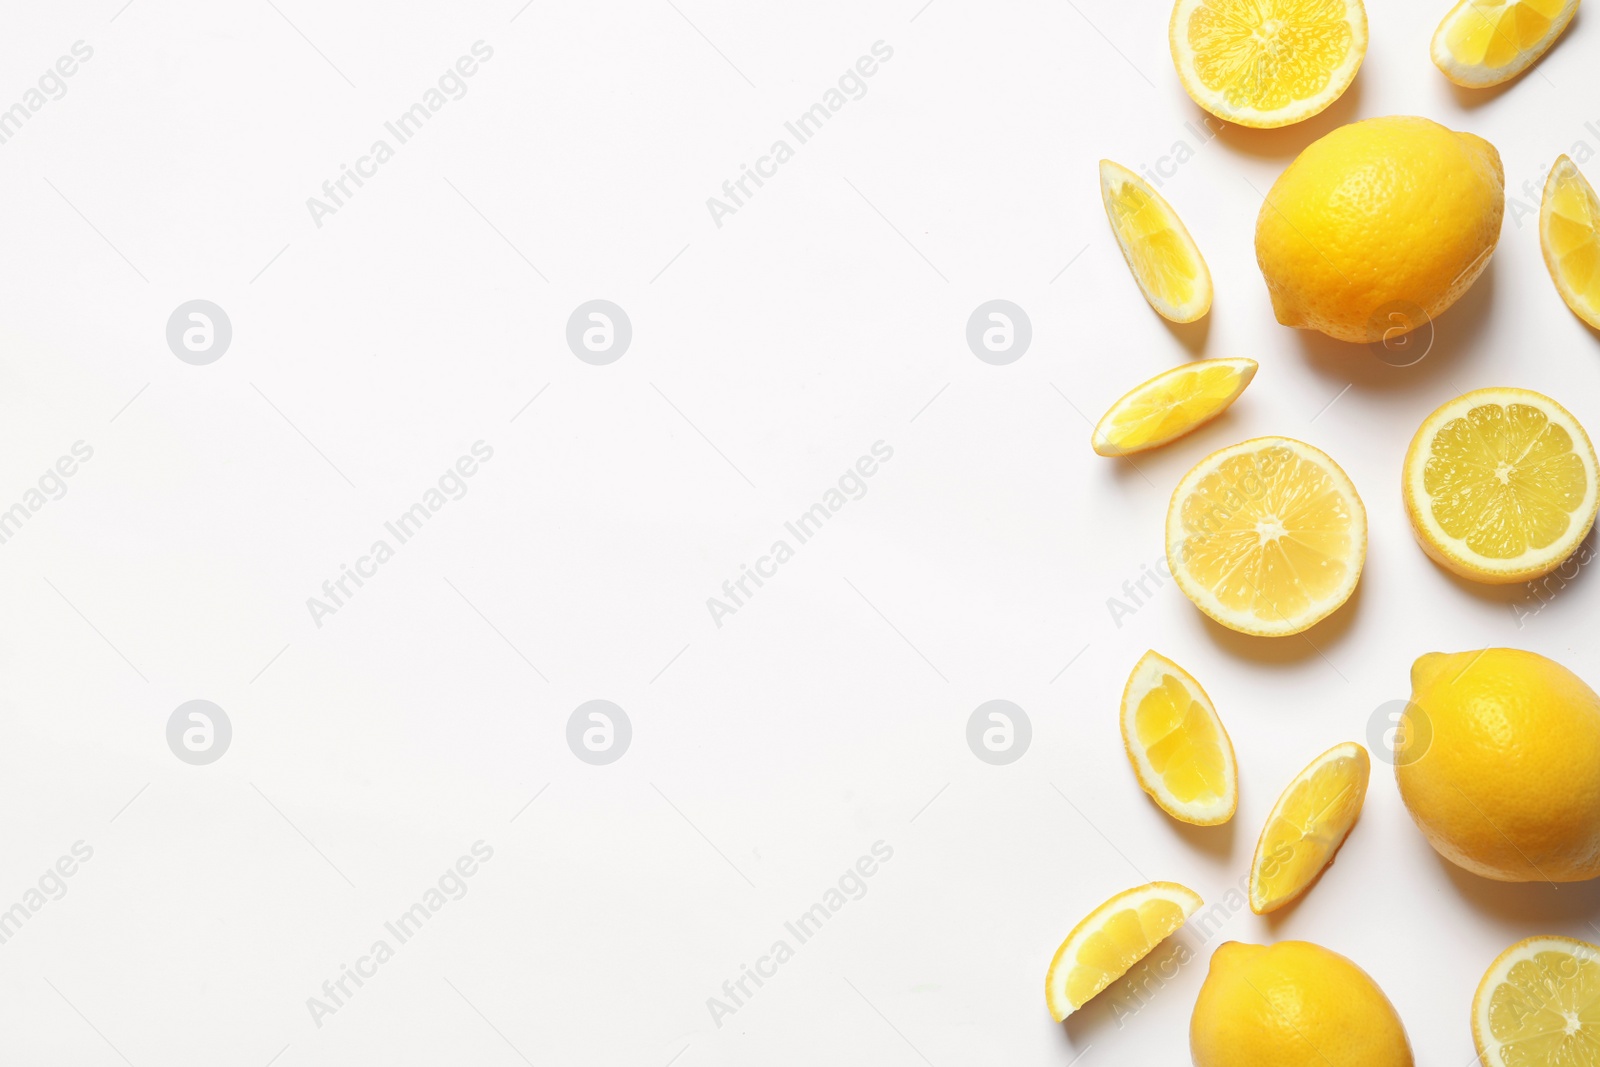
[1093,359,1257,457]
[1249,742,1370,914]
[1403,387,1599,584]
[1432,0,1579,88]
[1120,651,1238,826]
[1473,935,1600,1066]
[1045,881,1203,1020]
[1541,155,1600,331]
[1169,0,1368,129]
[1100,160,1213,323]
[1166,436,1367,637]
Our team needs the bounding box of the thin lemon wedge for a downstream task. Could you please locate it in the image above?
[1170,0,1367,128]
[1100,160,1212,323]
[1045,881,1203,1020]
[1120,651,1238,826]
[1167,437,1367,637]
[1403,388,1599,584]
[1432,0,1579,88]
[1249,742,1370,914]
[1473,936,1600,1067]
[1093,359,1256,457]
[1541,155,1600,331]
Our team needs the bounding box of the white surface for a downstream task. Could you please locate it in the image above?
[0,1,1598,1064]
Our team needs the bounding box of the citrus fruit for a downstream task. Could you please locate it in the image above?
[1100,159,1212,323]
[1191,940,1414,1066]
[1119,651,1238,826]
[1255,116,1504,343]
[1092,358,1257,457]
[1402,387,1598,584]
[1541,154,1600,331]
[1169,0,1368,129]
[1166,436,1367,636]
[1432,0,1579,88]
[1045,881,1202,1020]
[1397,648,1600,882]
[1472,935,1600,1066]
[1249,742,1370,913]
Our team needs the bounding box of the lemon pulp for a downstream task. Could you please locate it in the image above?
[1136,675,1227,809]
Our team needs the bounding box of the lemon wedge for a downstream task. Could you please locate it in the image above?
[1092,359,1256,457]
[1541,155,1600,331]
[1120,651,1238,826]
[1249,742,1370,914]
[1045,881,1202,1020]
[1432,0,1579,88]
[1100,160,1212,323]
[1473,935,1600,1066]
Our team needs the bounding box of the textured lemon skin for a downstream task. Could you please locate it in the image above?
[1255,116,1504,343]
[1397,648,1600,882]
[1191,941,1413,1066]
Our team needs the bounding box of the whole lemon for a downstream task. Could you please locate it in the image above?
[1255,116,1503,344]
[1191,941,1413,1066]
[1397,648,1600,882]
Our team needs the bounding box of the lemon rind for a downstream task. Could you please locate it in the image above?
[1119,651,1238,826]
[1099,159,1214,324]
[1092,358,1258,457]
[1247,741,1371,915]
[1471,934,1600,1066]
[1431,0,1580,89]
[1044,881,1203,1021]
[1540,155,1600,331]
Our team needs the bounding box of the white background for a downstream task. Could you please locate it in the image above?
[0,0,1597,1064]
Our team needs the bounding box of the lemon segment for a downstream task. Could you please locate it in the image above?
[1120,651,1238,826]
[1541,155,1600,331]
[1045,881,1203,1020]
[1166,436,1367,637]
[1169,0,1368,128]
[1249,742,1370,914]
[1093,359,1257,457]
[1473,936,1600,1066]
[1432,0,1578,88]
[1099,160,1213,323]
[1402,388,1598,584]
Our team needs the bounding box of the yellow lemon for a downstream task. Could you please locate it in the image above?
[1044,881,1202,1020]
[1433,0,1579,89]
[1170,0,1367,128]
[1120,651,1238,825]
[1473,935,1600,1066]
[1092,359,1256,457]
[1100,159,1213,323]
[1166,436,1366,637]
[1192,941,1413,1066]
[1398,648,1600,882]
[1541,154,1600,331]
[1255,116,1504,344]
[1249,742,1370,913]
[1403,387,1598,584]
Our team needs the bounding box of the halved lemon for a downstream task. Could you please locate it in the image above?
[1166,436,1367,637]
[1093,359,1257,457]
[1169,0,1368,129]
[1541,155,1600,331]
[1432,0,1579,89]
[1100,160,1212,323]
[1473,935,1600,1066]
[1120,651,1238,826]
[1249,741,1370,914]
[1403,387,1599,584]
[1045,881,1203,1020]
